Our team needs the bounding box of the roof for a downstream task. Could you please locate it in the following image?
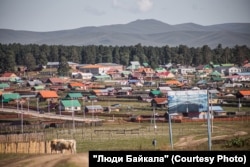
[92,89,109,93]
[2,93,20,102]
[0,83,10,89]
[39,90,58,98]
[92,75,111,79]
[47,77,65,84]
[33,85,45,90]
[166,80,182,85]
[239,90,250,96]
[61,100,81,107]
[82,64,103,68]
[69,82,84,87]
[150,90,161,95]
[209,106,223,111]
[1,72,17,77]
[66,93,83,98]
[210,71,221,76]
[85,105,103,110]
[152,98,167,104]
[243,63,250,68]
[130,61,140,65]
[208,89,219,94]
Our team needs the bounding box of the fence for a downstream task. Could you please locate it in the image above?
[0,141,50,154]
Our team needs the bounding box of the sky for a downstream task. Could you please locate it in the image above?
[0,0,249,32]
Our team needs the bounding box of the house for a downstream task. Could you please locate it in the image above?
[139,68,155,78]
[0,72,18,82]
[47,61,79,70]
[87,95,98,102]
[85,105,103,113]
[106,68,121,79]
[127,61,141,71]
[68,82,86,90]
[210,106,226,116]
[0,83,10,90]
[178,66,196,75]
[91,75,111,82]
[46,77,65,85]
[151,98,167,108]
[209,70,223,82]
[97,63,123,73]
[237,90,250,99]
[91,89,109,96]
[120,71,131,78]
[27,80,43,87]
[241,63,250,72]
[60,99,81,112]
[149,90,162,98]
[1,93,21,103]
[225,67,241,76]
[65,93,83,99]
[196,64,213,74]
[116,89,131,96]
[31,85,45,91]
[155,71,175,79]
[78,64,110,75]
[37,90,59,102]
[165,80,183,87]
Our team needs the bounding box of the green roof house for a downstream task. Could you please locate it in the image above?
[2,93,21,103]
[149,90,162,98]
[65,93,83,99]
[0,83,10,90]
[60,99,81,112]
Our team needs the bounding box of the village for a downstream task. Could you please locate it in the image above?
[0,60,250,132]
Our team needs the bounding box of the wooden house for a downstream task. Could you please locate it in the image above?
[151,98,167,108]
[60,99,81,112]
[37,90,59,102]
[46,77,65,85]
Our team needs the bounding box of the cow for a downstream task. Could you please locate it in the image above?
[50,139,62,154]
[50,139,76,154]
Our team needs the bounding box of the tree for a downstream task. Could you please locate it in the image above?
[1,50,16,72]
[23,53,36,71]
[57,56,70,76]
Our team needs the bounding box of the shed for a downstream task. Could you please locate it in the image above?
[210,106,226,116]
[85,105,103,113]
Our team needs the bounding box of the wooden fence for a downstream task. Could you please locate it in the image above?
[0,140,51,154]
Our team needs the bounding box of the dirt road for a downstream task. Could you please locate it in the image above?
[2,153,88,167]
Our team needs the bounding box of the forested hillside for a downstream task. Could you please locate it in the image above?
[0,43,250,73]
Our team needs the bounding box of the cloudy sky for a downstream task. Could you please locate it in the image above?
[0,0,249,32]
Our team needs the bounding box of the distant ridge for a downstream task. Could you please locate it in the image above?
[0,19,250,48]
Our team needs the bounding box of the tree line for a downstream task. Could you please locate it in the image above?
[0,43,249,74]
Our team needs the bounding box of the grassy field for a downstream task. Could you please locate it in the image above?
[40,119,250,151]
[0,119,249,166]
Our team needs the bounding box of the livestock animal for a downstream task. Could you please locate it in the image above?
[50,139,60,154]
[50,139,76,154]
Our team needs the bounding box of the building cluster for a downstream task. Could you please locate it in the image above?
[0,61,250,119]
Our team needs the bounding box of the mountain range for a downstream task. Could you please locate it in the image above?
[0,19,250,48]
